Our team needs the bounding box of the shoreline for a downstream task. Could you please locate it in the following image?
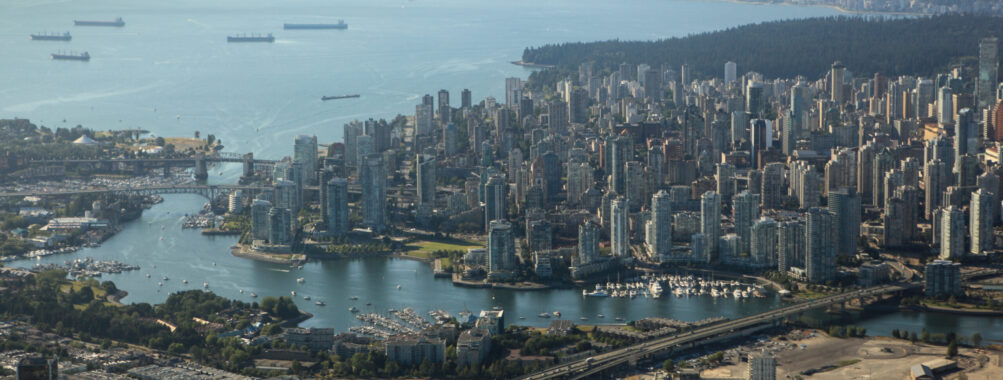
[230,245,305,265]
[712,0,927,16]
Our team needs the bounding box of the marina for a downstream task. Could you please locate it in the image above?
[582,274,765,300]
[27,257,140,278]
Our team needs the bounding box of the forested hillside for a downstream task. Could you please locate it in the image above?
[523,15,1003,87]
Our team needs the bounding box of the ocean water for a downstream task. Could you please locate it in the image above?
[0,0,841,158]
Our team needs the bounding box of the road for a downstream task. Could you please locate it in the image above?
[520,282,920,380]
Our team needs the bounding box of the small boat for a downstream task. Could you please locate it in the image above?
[157,282,163,286]
[519,316,526,320]
[291,290,296,296]
[182,279,188,284]
[250,292,257,298]
[203,281,209,289]
[366,302,371,306]
[146,273,151,278]
[296,277,305,284]
[580,316,588,321]
[537,313,551,318]
[212,262,216,266]
[239,289,244,294]
[315,301,325,306]
[553,311,561,318]
[349,306,359,313]
[349,296,359,300]
[597,314,605,318]
[396,284,402,290]
[303,295,311,300]
[162,276,168,281]
[615,317,624,321]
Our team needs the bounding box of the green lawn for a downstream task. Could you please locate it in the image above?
[406,239,484,259]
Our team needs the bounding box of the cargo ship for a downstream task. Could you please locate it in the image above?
[51,51,90,61]
[322,94,360,101]
[227,33,275,43]
[74,17,125,27]
[284,20,348,30]
[31,32,71,41]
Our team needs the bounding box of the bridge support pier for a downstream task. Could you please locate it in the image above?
[242,153,255,177]
[195,153,209,181]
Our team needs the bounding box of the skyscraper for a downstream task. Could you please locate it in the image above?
[831,61,846,105]
[724,61,737,84]
[611,196,629,258]
[827,188,861,256]
[267,207,292,245]
[806,208,836,284]
[360,153,387,232]
[293,135,318,185]
[761,163,785,209]
[250,199,272,240]
[978,37,999,110]
[415,103,434,137]
[528,219,552,253]
[733,191,761,254]
[750,217,777,268]
[938,86,954,126]
[483,175,507,231]
[326,178,349,237]
[701,191,721,261]
[488,220,516,274]
[461,88,472,109]
[925,160,949,220]
[777,219,805,272]
[971,189,994,255]
[578,220,600,265]
[505,78,521,107]
[416,154,437,206]
[645,190,673,260]
[437,89,450,123]
[610,135,632,195]
[343,121,363,167]
[716,163,736,200]
[940,206,966,260]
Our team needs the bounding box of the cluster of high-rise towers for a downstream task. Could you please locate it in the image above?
[242,37,1001,288]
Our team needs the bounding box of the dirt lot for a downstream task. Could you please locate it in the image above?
[703,330,1003,379]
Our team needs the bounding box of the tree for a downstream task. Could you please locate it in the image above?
[662,359,675,372]
[167,343,185,355]
[909,332,918,343]
[973,333,982,347]
[892,329,900,339]
[947,341,958,357]
[921,329,930,343]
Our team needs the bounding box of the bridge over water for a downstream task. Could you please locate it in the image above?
[27,152,279,180]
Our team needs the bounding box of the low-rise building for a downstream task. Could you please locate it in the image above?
[385,334,445,365]
[456,328,491,368]
[924,260,961,296]
[284,327,334,352]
